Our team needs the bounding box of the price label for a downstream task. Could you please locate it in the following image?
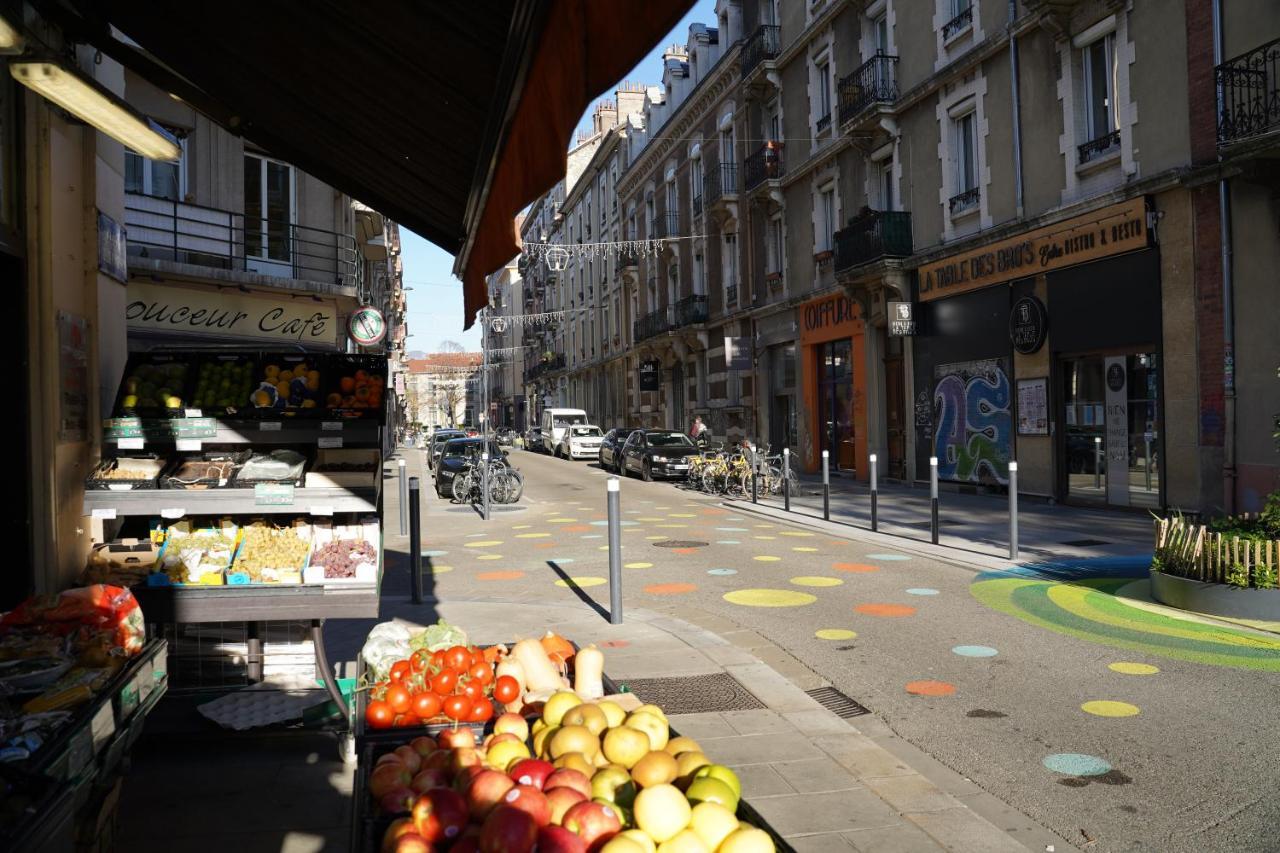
[118,437,145,450]
[254,483,295,506]
[260,421,282,432]
[318,436,343,449]
[91,508,118,520]
[171,418,217,438]
[184,408,203,418]
[175,439,202,452]
[160,508,185,519]
[103,417,144,438]
[321,421,344,431]
[309,505,334,516]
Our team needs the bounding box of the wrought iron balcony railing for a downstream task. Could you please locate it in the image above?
[693,188,703,217]
[704,163,738,204]
[1216,36,1280,145]
[650,213,680,240]
[673,294,708,326]
[816,112,831,134]
[742,24,781,79]
[838,54,899,126]
[941,5,973,41]
[619,247,640,269]
[744,142,786,190]
[633,308,672,342]
[1078,129,1121,164]
[948,187,980,216]
[834,209,913,272]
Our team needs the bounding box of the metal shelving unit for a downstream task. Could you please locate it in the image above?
[83,483,380,517]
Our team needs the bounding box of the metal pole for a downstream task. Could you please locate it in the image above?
[481,451,490,522]
[1094,435,1102,490]
[870,453,878,532]
[607,477,623,624]
[1144,436,1152,491]
[822,449,830,521]
[929,456,939,545]
[409,477,423,604]
[1008,461,1019,560]
[397,458,408,535]
[783,448,791,512]
[751,457,758,504]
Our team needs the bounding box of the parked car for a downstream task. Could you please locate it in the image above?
[495,428,516,446]
[598,427,638,473]
[541,408,589,454]
[620,430,701,480]
[525,426,544,451]
[434,437,507,497]
[429,429,465,474]
[556,424,604,460]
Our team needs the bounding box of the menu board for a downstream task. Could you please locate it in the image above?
[1016,378,1049,436]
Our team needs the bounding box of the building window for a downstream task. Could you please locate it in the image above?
[943,0,973,41]
[949,110,979,216]
[125,140,185,200]
[610,166,618,212]
[879,160,894,210]
[1080,32,1120,161]
[723,232,738,303]
[766,215,783,275]
[693,251,706,295]
[818,186,836,252]
[244,153,294,263]
[815,57,832,132]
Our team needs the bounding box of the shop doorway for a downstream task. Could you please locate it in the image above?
[1061,352,1160,508]
[817,339,855,470]
[885,343,907,480]
[671,362,685,432]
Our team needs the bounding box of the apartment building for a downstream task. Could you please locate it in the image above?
[405,353,483,429]
[485,256,527,430]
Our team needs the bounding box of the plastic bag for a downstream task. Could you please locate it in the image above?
[361,621,413,682]
[1,585,145,657]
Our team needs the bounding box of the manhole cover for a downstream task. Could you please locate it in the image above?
[1061,539,1109,547]
[806,686,870,718]
[652,540,710,548]
[444,505,527,513]
[618,673,764,714]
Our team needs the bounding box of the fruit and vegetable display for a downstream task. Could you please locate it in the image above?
[311,539,376,579]
[327,367,385,411]
[83,539,161,587]
[234,449,307,485]
[191,359,255,411]
[229,523,310,584]
[162,451,249,489]
[251,361,323,410]
[85,457,167,489]
[156,522,238,585]
[117,362,188,413]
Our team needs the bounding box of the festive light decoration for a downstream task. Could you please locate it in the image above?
[521,236,680,271]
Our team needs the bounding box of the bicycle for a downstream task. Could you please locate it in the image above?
[451,460,523,504]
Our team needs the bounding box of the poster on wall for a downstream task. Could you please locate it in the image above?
[1104,356,1130,505]
[58,312,89,442]
[932,358,1012,485]
[724,337,751,370]
[638,360,661,392]
[1016,377,1049,435]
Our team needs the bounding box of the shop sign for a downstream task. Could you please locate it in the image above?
[1009,296,1047,354]
[1016,377,1049,435]
[125,281,341,345]
[799,292,861,345]
[888,301,916,336]
[97,212,128,284]
[348,305,387,346]
[918,197,1150,302]
[1104,357,1129,506]
[638,360,662,392]
[725,337,751,370]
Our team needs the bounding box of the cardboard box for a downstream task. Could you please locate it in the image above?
[304,448,380,488]
[303,517,379,585]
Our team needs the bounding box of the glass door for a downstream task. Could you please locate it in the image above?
[1063,357,1106,503]
[243,154,295,277]
[818,339,855,471]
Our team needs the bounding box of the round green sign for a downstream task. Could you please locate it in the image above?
[348,305,386,346]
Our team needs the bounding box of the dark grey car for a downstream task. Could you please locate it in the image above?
[621,430,700,481]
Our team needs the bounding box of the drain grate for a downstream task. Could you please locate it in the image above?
[652,540,710,548]
[618,673,764,714]
[806,686,871,718]
[1061,538,1109,547]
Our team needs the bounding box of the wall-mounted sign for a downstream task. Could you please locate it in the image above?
[1016,377,1049,435]
[1009,296,1047,354]
[126,281,341,345]
[1104,356,1129,506]
[888,301,916,336]
[918,197,1150,302]
[96,211,128,284]
[348,305,387,346]
[638,360,662,392]
[725,337,751,370]
[799,292,862,345]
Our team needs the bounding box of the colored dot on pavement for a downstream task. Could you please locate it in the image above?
[1042,754,1112,776]
[591,520,637,527]
[477,570,525,581]
[952,645,999,658]
[779,531,815,538]
[669,513,696,518]
[601,640,630,648]
[546,557,574,564]
[476,554,503,561]
[672,548,699,555]
[597,545,620,551]
[465,540,503,548]
[515,532,551,539]
[1081,700,1140,718]
[564,525,592,532]
[723,588,818,607]
[753,555,782,562]
[792,546,819,553]
[637,516,665,522]
[625,562,653,569]
[582,534,604,539]
[790,576,844,587]
[548,517,577,523]
[856,603,917,617]
[422,550,448,557]
[646,535,666,540]
[816,629,857,640]
[716,540,741,545]
[645,582,697,595]
[867,553,911,561]
[1109,662,1160,675]
[716,527,749,531]
[554,576,606,588]
[708,568,738,576]
[657,524,689,529]
[754,535,777,540]
[535,542,556,549]
[754,524,775,528]
[906,588,940,596]
[834,563,880,573]
[429,565,454,574]
[512,525,532,529]
[905,680,956,696]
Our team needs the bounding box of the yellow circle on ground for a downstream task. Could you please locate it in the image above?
[754,535,777,540]
[779,531,815,538]
[1108,662,1160,675]
[548,517,577,523]
[429,565,454,574]
[790,576,844,587]
[465,540,503,547]
[724,588,818,607]
[646,535,666,540]
[515,532,551,538]
[476,554,503,561]
[554,576,607,588]
[669,513,696,518]
[625,562,653,569]
[753,555,782,562]
[816,628,857,640]
[792,546,819,553]
[754,524,775,529]
[1081,700,1140,717]
[637,516,665,522]
[513,524,532,529]
[597,545,616,551]
[657,523,689,528]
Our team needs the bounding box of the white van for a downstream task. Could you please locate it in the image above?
[541,408,588,455]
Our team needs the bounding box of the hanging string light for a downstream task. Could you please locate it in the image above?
[522,235,676,271]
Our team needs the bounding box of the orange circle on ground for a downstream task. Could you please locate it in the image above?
[476,571,525,581]
[672,547,699,555]
[856,603,917,617]
[535,542,556,549]
[601,639,630,648]
[701,509,728,516]
[905,680,956,696]
[592,514,607,520]
[645,582,697,595]
[834,563,881,573]
[563,524,591,532]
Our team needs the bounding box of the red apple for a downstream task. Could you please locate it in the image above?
[410,735,438,757]
[370,762,414,799]
[536,824,588,853]
[411,788,469,845]
[508,758,555,789]
[381,817,417,853]
[410,767,450,794]
[545,787,587,825]
[543,769,591,800]
[389,833,433,853]
[480,805,538,853]
[485,732,521,750]
[560,801,621,850]
[451,838,480,853]
[394,745,423,774]
[453,763,487,793]
[450,747,482,775]
[465,768,516,819]
[439,728,477,749]
[502,784,551,826]
[423,749,453,772]
[377,752,405,768]
[380,785,417,815]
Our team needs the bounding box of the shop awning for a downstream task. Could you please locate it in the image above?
[53,0,692,328]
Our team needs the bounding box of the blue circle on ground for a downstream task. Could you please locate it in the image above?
[708,568,738,576]
[591,520,638,527]
[952,645,999,657]
[1043,753,1112,776]
[715,540,741,545]
[466,533,487,538]
[546,557,574,564]
[868,553,911,561]
[421,550,448,557]
[906,588,940,596]
[581,534,604,539]
[716,527,749,531]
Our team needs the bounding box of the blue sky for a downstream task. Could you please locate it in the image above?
[401,0,717,354]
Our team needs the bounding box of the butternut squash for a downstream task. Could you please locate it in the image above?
[573,644,605,700]
[511,637,567,694]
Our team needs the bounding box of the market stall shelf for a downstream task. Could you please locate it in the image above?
[83,483,380,517]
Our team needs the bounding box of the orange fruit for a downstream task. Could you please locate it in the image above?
[340,376,355,393]
[326,393,342,406]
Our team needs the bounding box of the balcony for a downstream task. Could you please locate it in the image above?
[834,210,913,273]
[673,294,708,326]
[948,188,980,217]
[704,163,738,208]
[633,308,672,342]
[524,353,566,383]
[744,142,785,192]
[941,5,974,42]
[742,24,781,81]
[650,212,680,239]
[619,247,640,270]
[1078,129,1121,165]
[838,54,899,130]
[1216,37,1280,146]
[124,193,360,291]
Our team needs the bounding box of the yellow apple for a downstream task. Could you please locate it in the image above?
[485,739,531,772]
[656,829,711,853]
[596,700,627,728]
[625,711,670,751]
[600,838,649,853]
[634,703,667,722]
[591,766,637,807]
[675,752,712,789]
[631,750,678,788]
[663,736,702,757]
[633,784,691,843]
[549,725,600,760]
[603,725,652,768]
[553,752,596,777]
[716,827,775,852]
[617,829,657,853]
[684,777,738,814]
[688,801,739,850]
[533,724,559,758]
[543,690,584,726]
[563,703,610,736]
[494,712,530,741]
[691,764,741,799]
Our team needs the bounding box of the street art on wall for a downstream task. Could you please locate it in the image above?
[933,358,1011,484]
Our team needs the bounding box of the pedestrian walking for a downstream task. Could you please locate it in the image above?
[690,415,711,449]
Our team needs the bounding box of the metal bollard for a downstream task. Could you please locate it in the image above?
[481,451,490,522]
[822,449,830,521]
[1008,461,1019,560]
[409,477,423,604]
[751,463,758,503]
[870,453,878,532]
[929,457,939,545]
[1144,436,1152,491]
[783,448,791,512]
[398,458,408,535]
[1093,436,1102,490]
[607,477,623,624]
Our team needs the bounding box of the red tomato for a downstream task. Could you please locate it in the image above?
[412,690,443,720]
[493,675,519,704]
[468,697,494,723]
[444,645,470,672]
[410,650,431,673]
[430,668,458,695]
[394,712,421,728]
[469,646,486,666]
[429,650,445,670]
[442,694,472,721]
[468,661,494,686]
[390,660,411,682]
[366,699,394,729]
[461,680,483,700]
[385,684,412,715]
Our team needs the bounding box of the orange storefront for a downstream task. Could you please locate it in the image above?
[799,292,867,476]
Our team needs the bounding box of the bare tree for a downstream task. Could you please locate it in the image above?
[439,386,465,427]
[438,340,465,353]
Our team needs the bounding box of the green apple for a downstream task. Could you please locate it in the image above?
[685,777,738,813]
[592,766,637,807]
[692,764,741,799]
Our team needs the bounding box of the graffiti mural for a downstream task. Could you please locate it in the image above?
[933,358,1011,484]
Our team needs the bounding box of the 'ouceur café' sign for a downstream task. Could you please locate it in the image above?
[125,281,341,346]
[917,197,1150,302]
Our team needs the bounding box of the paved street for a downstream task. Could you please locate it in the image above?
[393,445,1280,853]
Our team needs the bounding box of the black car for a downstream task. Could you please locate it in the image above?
[621,430,700,481]
[434,438,506,497]
[597,427,638,473]
[525,427,544,451]
[428,429,465,474]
